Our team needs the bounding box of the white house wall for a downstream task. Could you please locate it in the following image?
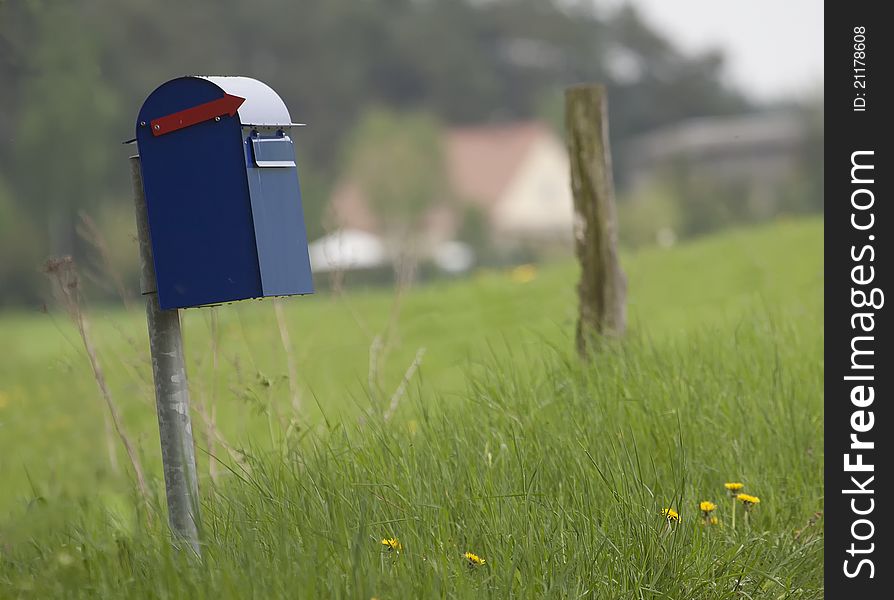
[492,137,574,242]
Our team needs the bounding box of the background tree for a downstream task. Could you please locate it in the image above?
[13,1,122,257]
[342,109,448,259]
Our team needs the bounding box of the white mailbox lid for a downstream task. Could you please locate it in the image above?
[200,76,301,127]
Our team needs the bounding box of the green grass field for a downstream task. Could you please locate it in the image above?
[0,218,823,598]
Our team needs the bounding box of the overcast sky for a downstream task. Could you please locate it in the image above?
[608,0,823,101]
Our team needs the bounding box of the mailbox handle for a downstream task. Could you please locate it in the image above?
[250,136,297,168]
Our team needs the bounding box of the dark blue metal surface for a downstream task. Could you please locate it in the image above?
[135,76,313,309]
[244,134,314,297]
[137,77,261,309]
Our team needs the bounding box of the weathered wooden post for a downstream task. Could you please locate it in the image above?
[565,84,627,357]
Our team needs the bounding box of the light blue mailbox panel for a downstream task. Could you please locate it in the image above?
[135,75,314,309]
[244,134,311,296]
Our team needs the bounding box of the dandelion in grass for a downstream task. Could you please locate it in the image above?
[725,482,744,529]
[381,537,402,553]
[660,508,679,535]
[737,493,760,528]
[737,493,760,507]
[699,501,717,526]
[709,515,719,526]
[661,508,679,522]
[464,551,486,568]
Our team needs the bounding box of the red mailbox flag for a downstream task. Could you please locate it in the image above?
[150,94,245,137]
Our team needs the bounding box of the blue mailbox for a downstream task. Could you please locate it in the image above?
[135,76,314,309]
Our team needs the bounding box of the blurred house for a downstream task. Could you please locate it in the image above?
[327,121,574,256]
[622,112,806,198]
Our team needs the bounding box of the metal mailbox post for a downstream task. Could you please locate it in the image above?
[131,76,314,553]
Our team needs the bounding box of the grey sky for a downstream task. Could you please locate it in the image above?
[610,0,823,101]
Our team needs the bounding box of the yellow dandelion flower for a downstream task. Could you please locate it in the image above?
[710,516,719,526]
[725,483,746,529]
[381,537,402,552]
[737,493,760,506]
[699,501,717,514]
[464,551,486,567]
[661,508,679,522]
[510,264,537,283]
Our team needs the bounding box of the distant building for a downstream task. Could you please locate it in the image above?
[327,121,574,253]
[623,112,807,192]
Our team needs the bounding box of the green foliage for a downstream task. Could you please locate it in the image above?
[618,103,824,251]
[294,149,330,242]
[0,178,45,306]
[603,3,749,189]
[14,1,122,255]
[778,100,824,215]
[0,219,823,596]
[456,204,492,263]
[74,204,141,304]
[343,108,448,243]
[617,182,682,249]
[671,170,755,238]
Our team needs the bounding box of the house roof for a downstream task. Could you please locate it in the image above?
[445,121,556,207]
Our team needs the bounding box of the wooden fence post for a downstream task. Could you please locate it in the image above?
[565,84,627,356]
